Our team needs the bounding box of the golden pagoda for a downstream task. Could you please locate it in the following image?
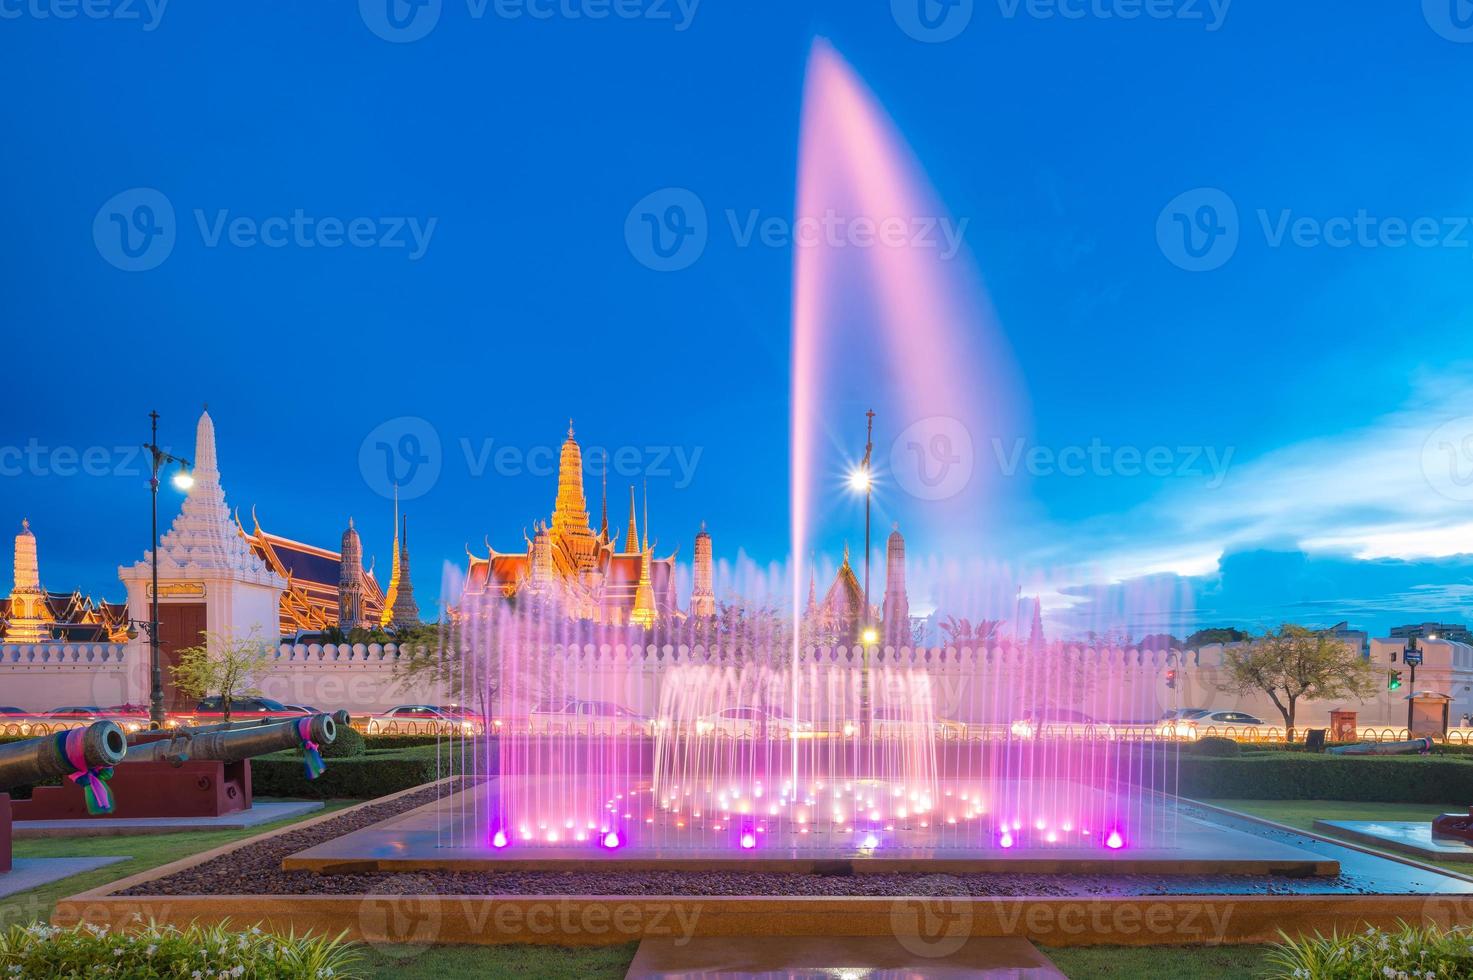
[463,424,683,626]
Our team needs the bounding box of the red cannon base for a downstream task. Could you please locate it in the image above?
[1432,807,1473,843]
[11,760,252,821]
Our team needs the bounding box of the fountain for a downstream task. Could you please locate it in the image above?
[415,38,1182,865]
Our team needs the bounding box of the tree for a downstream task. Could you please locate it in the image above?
[170,629,274,722]
[1138,633,1182,652]
[938,616,1002,647]
[1186,627,1251,649]
[1215,625,1377,741]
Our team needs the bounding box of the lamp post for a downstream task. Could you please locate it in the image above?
[1405,634,1425,735]
[848,410,876,738]
[143,411,193,730]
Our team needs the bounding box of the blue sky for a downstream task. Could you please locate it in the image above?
[3,1,1473,638]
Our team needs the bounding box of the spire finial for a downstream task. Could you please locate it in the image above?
[568,418,575,439]
[21,518,29,532]
[642,479,649,552]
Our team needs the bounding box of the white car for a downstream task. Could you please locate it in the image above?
[1159,709,1266,740]
[522,699,652,736]
[366,704,482,735]
[694,706,815,739]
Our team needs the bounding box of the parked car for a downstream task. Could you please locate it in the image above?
[281,703,323,715]
[0,707,29,717]
[1010,708,1115,740]
[523,699,651,736]
[694,706,814,739]
[366,704,482,735]
[1158,708,1266,740]
[870,706,967,741]
[186,697,307,722]
[43,705,145,732]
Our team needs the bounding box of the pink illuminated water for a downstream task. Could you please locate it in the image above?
[431,40,1181,860]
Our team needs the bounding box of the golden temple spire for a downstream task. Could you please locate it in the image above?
[551,423,591,537]
[624,485,639,554]
[379,484,401,628]
[599,459,609,541]
[642,480,649,551]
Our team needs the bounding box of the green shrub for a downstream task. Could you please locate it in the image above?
[361,732,454,750]
[1192,736,1241,757]
[252,746,465,799]
[1265,921,1473,978]
[1178,753,1473,802]
[0,920,362,979]
[321,723,365,758]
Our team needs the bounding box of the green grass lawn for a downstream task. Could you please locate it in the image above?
[1044,943,1274,979]
[0,801,352,927]
[355,942,1273,979]
[357,943,636,979]
[1201,798,1473,874]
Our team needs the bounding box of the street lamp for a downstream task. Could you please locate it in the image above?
[849,410,876,738]
[144,411,192,730]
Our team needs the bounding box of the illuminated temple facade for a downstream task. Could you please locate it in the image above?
[235,507,419,635]
[463,425,699,626]
[1,519,128,643]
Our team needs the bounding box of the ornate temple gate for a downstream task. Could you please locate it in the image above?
[156,602,206,712]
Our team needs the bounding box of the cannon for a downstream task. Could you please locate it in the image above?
[124,713,337,765]
[0,722,127,872]
[0,721,126,796]
[14,714,338,822]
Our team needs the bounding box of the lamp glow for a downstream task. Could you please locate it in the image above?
[171,466,194,490]
[491,830,508,849]
[602,831,621,849]
[847,467,871,492]
[740,832,757,850]
[861,627,879,646]
[1105,830,1124,850]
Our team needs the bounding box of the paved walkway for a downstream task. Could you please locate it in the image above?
[13,801,323,838]
[0,857,129,900]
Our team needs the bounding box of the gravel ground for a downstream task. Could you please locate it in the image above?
[114,785,1382,897]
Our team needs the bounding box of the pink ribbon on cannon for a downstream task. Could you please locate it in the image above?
[296,717,326,780]
[60,728,115,815]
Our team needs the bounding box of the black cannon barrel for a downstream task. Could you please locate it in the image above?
[0,721,127,792]
[123,713,337,765]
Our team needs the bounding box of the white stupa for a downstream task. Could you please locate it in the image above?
[118,410,285,701]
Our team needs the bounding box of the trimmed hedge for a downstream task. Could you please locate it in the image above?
[322,724,366,758]
[252,746,466,799]
[1192,736,1241,758]
[1178,753,1473,803]
[361,732,453,750]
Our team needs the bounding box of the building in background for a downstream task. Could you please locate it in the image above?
[238,510,386,635]
[462,425,683,626]
[1391,622,1473,645]
[1,519,127,643]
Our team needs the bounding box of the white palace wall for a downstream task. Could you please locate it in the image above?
[0,638,1465,730]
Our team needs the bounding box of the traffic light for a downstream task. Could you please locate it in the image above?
[1165,668,1178,690]
[1388,670,1403,691]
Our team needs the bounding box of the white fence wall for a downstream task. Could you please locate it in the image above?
[0,638,1463,729]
